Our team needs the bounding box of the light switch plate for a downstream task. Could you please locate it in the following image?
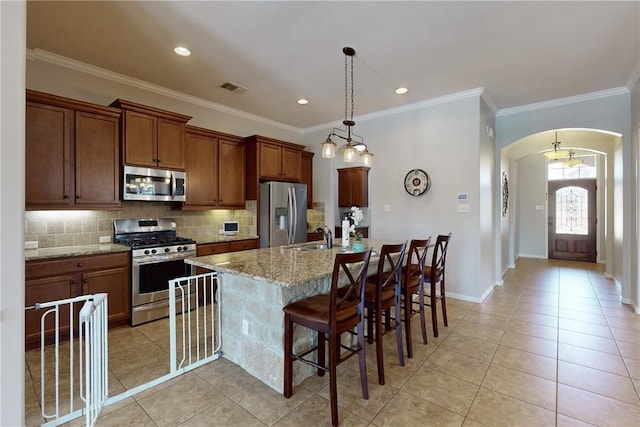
[383,204,391,212]
[457,204,470,213]
[535,205,545,211]
[99,236,111,243]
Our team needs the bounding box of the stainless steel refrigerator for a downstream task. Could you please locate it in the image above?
[259,182,307,248]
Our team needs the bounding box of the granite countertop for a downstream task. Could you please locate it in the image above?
[185,239,383,288]
[25,243,131,261]
[184,230,259,245]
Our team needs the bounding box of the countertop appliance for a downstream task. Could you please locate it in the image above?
[259,182,307,248]
[114,218,196,326]
[123,165,186,202]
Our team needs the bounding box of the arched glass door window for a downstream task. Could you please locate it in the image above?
[555,186,588,235]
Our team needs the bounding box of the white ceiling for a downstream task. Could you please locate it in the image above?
[26,1,640,130]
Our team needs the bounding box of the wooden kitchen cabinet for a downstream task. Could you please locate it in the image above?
[196,238,259,257]
[180,126,245,209]
[245,135,305,199]
[338,166,370,207]
[110,99,191,170]
[25,252,130,349]
[26,90,121,210]
[301,151,314,208]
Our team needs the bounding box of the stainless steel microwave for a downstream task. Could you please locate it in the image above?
[123,166,186,202]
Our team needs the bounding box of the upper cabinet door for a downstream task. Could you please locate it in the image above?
[280,146,302,181]
[25,102,73,206]
[218,139,245,207]
[258,142,283,180]
[157,118,185,170]
[184,132,217,206]
[75,111,120,205]
[123,110,157,168]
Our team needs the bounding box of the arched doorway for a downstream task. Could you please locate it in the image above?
[502,129,618,270]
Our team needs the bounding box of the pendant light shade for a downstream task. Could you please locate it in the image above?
[320,47,373,166]
[321,136,337,158]
[342,144,357,162]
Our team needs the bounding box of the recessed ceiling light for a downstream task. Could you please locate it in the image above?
[395,87,408,95]
[297,99,309,105]
[174,46,191,57]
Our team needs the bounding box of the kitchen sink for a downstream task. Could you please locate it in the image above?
[292,243,328,251]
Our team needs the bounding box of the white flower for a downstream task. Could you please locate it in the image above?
[350,206,363,226]
[349,206,364,239]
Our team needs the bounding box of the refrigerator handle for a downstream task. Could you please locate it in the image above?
[287,188,294,244]
[291,187,298,244]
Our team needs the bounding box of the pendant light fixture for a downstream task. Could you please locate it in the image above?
[320,47,374,166]
[563,150,583,167]
[543,132,570,160]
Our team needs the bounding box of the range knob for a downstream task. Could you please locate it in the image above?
[151,249,157,254]
[144,250,150,255]
[164,247,170,253]
[177,246,182,252]
[183,246,190,251]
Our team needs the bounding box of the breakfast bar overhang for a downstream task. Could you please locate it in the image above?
[185,240,382,393]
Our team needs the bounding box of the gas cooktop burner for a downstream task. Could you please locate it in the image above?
[115,236,195,249]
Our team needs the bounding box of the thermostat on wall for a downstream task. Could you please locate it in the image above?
[223,221,239,235]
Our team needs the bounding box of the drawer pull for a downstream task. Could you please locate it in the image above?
[77,263,83,268]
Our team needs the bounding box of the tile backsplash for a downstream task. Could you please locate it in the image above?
[25,201,257,248]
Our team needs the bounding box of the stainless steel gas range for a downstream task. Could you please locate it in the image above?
[114,218,196,326]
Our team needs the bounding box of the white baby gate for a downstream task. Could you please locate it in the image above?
[30,271,220,427]
[33,293,109,427]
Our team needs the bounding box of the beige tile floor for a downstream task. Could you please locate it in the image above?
[25,258,640,426]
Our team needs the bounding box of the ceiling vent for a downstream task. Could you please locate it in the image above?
[219,81,247,94]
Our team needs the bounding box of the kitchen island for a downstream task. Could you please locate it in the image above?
[185,239,383,393]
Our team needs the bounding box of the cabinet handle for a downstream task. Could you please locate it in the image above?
[77,263,83,268]
[71,280,77,284]
[83,279,89,284]
[63,195,69,199]
[76,195,81,199]
[157,159,162,163]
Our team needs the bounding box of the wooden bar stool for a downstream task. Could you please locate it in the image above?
[283,249,372,427]
[423,233,452,337]
[363,242,407,385]
[400,237,431,358]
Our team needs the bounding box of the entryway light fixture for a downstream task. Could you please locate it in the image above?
[543,132,570,160]
[564,150,583,167]
[320,47,374,166]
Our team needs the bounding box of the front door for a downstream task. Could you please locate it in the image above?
[548,179,597,262]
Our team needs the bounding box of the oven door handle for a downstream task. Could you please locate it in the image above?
[133,255,195,266]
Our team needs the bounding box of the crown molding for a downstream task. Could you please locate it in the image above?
[27,48,301,133]
[496,87,630,117]
[626,60,640,90]
[303,87,486,134]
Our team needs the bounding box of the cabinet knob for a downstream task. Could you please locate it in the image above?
[83,279,89,284]
[71,280,77,285]
[77,263,83,268]
[63,195,69,199]
[157,159,162,163]
[76,195,81,199]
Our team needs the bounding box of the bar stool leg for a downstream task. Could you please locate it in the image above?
[404,293,414,358]
[356,317,369,400]
[329,332,339,426]
[431,281,438,337]
[393,292,405,368]
[284,313,293,398]
[418,282,428,345]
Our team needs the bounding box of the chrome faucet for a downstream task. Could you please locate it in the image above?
[323,225,333,249]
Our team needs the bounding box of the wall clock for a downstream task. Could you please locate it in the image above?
[404,169,431,196]
[502,171,509,217]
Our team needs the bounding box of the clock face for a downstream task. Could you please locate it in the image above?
[404,169,430,196]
